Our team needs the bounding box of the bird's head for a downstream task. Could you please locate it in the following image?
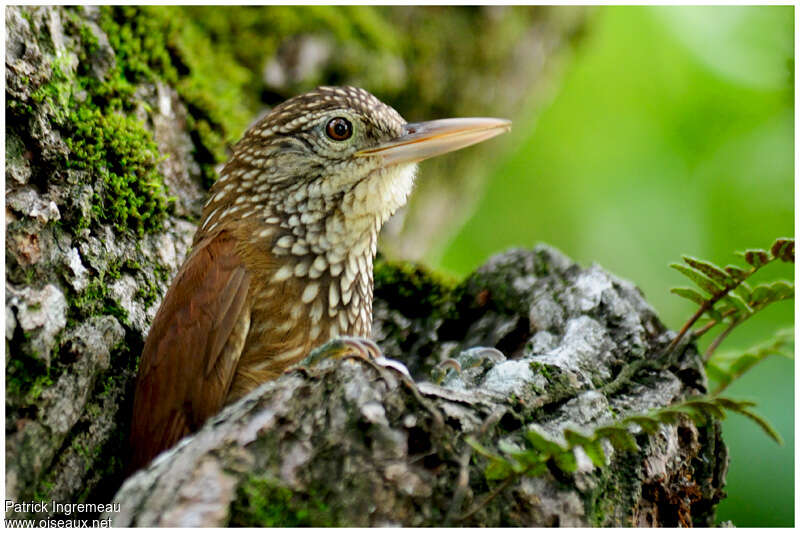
[198,86,510,250]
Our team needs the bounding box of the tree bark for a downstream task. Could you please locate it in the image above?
[110,247,727,527]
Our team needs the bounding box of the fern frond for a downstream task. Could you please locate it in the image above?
[670,263,725,296]
[668,238,793,353]
[469,395,783,484]
[707,329,794,394]
[682,256,737,288]
[731,408,783,445]
[670,287,707,306]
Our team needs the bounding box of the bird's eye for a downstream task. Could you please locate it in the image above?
[325,117,353,141]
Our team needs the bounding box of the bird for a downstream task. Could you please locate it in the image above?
[128,86,510,471]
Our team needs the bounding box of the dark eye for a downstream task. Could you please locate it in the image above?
[325,117,352,141]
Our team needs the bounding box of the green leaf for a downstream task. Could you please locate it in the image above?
[769,280,794,300]
[710,331,794,394]
[497,440,523,455]
[552,450,578,473]
[685,399,725,420]
[670,263,724,296]
[485,458,514,480]
[732,281,753,302]
[772,328,795,358]
[626,416,661,434]
[683,256,734,287]
[678,406,708,426]
[742,249,771,268]
[582,440,607,468]
[721,292,752,315]
[465,436,499,460]
[713,397,757,412]
[653,409,682,426]
[563,428,593,448]
[670,287,707,306]
[706,306,722,322]
[510,449,547,469]
[749,284,774,307]
[595,427,639,452]
[524,429,565,455]
[523,462,550,478]
[724,264,750,282]
[770,238,794,263]
[747,281,792,308]
[728,354,763,378]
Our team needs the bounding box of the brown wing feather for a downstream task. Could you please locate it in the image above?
[129,231,251,472]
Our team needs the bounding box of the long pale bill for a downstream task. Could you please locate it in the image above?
[356,117,511,166]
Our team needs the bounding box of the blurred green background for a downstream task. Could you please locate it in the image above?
[432,6,794,527]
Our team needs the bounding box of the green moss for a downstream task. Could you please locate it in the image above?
[230,476,337,527]
[65,107,171,234]
[33,480,55,502]
[17,8,176,235]
[70,275,129,325]
[530,361,575,399]
[130,261,169,307]
[183,6,398,79]
[6,354,54,404]
[373,259,457,318]
[66,254,160,326]
[73,440,91,459]
[98,6,254,188]
[123,259,142,270]
[584,447,641,526]
[529,361,552,381]
[19,9,34,29]
[134,278,160,308]
[31,54,74,123]
[97,7,179,86]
